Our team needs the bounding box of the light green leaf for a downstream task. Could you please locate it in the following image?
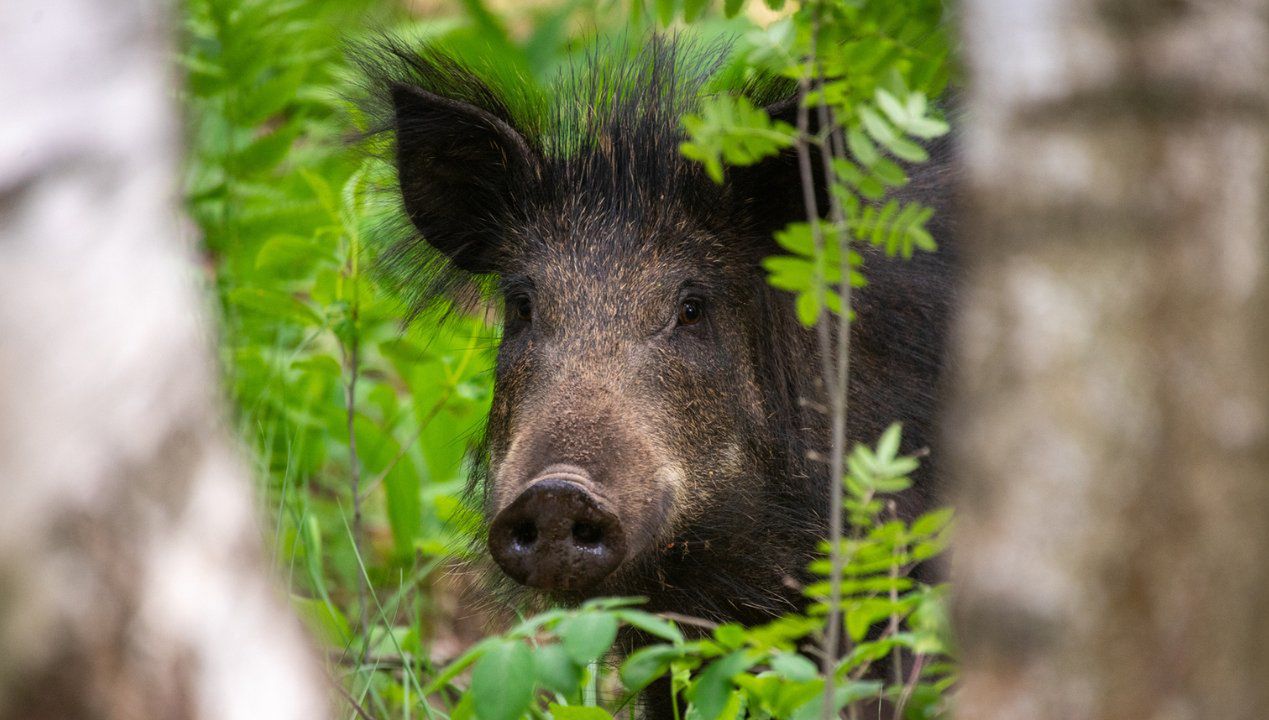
[713,623,746,650]
[614,610,685,644]
[688,651,755,720]
[911,508,954,538]
[534,644,582,695]
[550,705,613,720]
[557,612,619,665]
[770,652,818,682]
[875,423,903,463]
[655,0,677,25]
[621,644,685,692]
[290,595,350,647]
[796,291,820,326]
[471,640,534,720]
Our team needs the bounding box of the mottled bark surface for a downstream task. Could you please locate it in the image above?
[951,2,1269,719]
[0,1,328,718]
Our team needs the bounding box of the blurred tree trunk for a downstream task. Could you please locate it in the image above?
[0,1,329,719]
[950,2,1269,719]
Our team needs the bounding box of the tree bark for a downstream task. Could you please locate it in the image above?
[951,2,1269,719]
[0,1,329,718]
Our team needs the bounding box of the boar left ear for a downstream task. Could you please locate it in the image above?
[391,83,538,273]
[728,96,829,239]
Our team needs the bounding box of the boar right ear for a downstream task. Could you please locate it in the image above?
[391,83,537,273]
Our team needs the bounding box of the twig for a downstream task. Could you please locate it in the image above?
[795,7,851,720]
[324,664,380,720]
[657,611,721,631]
[886,501,904,697]
[893,653,926,720]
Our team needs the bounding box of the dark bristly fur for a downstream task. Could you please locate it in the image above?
[359,33,954,716]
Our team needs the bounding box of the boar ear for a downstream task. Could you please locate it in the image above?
[728,96,829,239]
[391,83,537,273]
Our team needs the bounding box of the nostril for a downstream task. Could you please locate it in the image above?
[511,520,538,549]
[571,521,603,547]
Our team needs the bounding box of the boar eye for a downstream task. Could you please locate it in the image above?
[510,296,532,323]
[678,297,704,326]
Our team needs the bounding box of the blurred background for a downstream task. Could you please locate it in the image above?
[4,1,1268,719]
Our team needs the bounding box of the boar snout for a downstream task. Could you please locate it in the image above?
[488,475,627,591]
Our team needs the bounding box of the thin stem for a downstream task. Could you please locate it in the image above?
[794,14,834,410]
[887,502,904,699]
[801,4,853,719]
[343,231,368,641]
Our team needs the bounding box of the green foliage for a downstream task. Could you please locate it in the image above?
[678,0,951,328]
[680,95,796,183]
[182,0,605,716]
[425,426,954,720]
[185,0,956,718]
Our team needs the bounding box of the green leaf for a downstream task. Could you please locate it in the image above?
[549,705,613,720]
[875,423,903,462]
[236,121,301,175]
[871,474,913,493]
[254,234,334,277]
[846,128,880,167]
[236,65,306,125]
[870,157,908,188]
[763,256,815,292]
[911,508,954,538]
[557,612,619,665]
[227,287,321,326]
[724,0,745,17]
[683,0,708,21]
[875,89,909,128]
[795,291,820,326]
[713,623,746,650]
[425,637,499,694]
[614,610,685,644]
[681,95,795,184]
[452,694,476,720]
[655,0,677,25]
[383,454,423,556]
[534,644,582,695]
[290,595,350,647]
[790,680,883,720]
[621,644,686,692]
[688,651,755,720]
[845,599,900,642]
[471,640,534,720]
[860,107,928,163]
[770,652,818,682]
